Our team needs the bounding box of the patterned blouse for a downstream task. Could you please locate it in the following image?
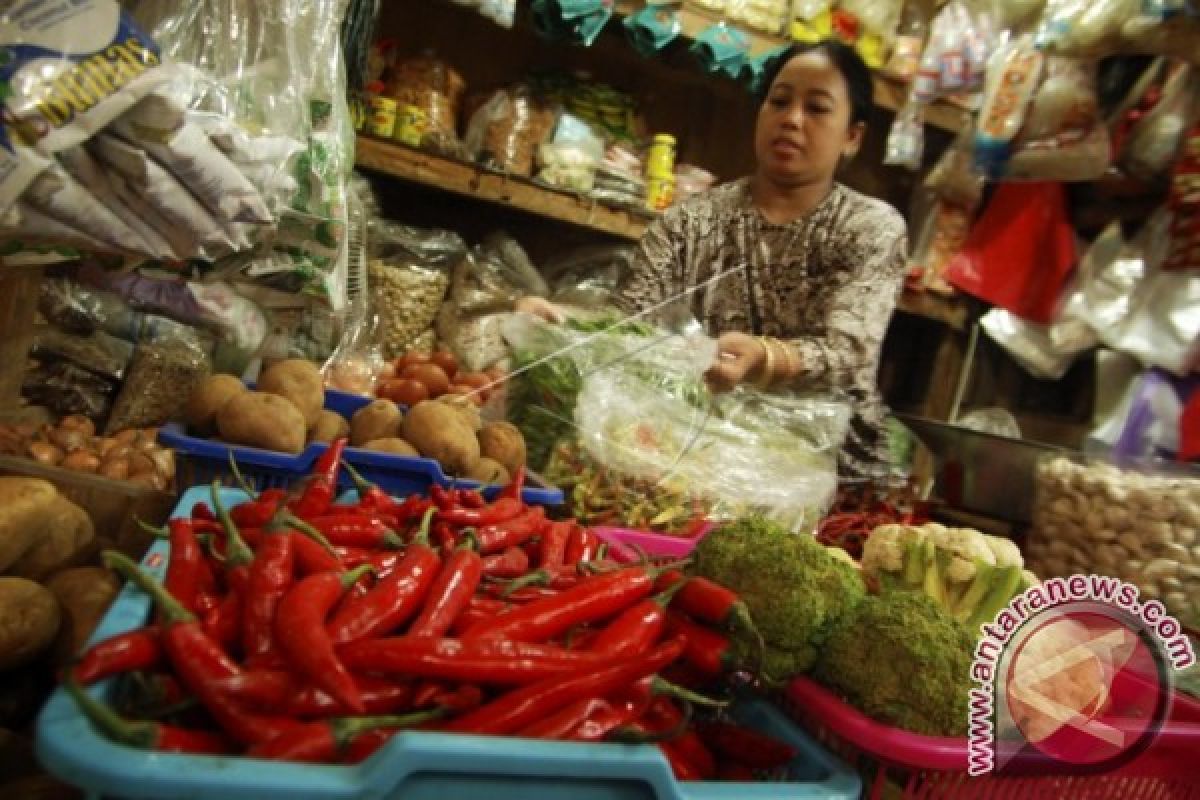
[615,178,908,478]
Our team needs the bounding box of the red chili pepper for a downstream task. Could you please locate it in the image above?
[498,465,525,501]
[242,529,294,661]
[660,740,704,781]
[437,496,523,527]
[306,514,403,549]
[428,683,483,713]
[516,697,612,740]
[475,506,548,554]
[290,438,347,519]
[569,700,644,742]
[191,502,215,521]
[433,521,457,552]
[444,638,684,735]
[340,460,391,513]
[102,550,293,747]
[291,531,345,575]
[664,612,734,676]
[716,762,758,781]
[337,637,624,685]
[163,519,205,616]
[489,585,561,604]
[202,592,242,652]
[73,627,163,685]
[211,482,257,573]
[467,594,509,615]
[247,709,442,763]
[65,679,231,755]
[562,524,587,567]
[481,546,529,579]
[456,488,486,508]
[274,564,374,714]
[337,547,404,579]
[667,730,716,780]
[341,727,399,763]
[230,491,284,530]
[430,485,456,511]
[576,529,600,564]
[450,606,495,635]
[464,565,661,644]
[327,510,441,644]
[589,580,685,657]
[693,720,798,769]
[219,670,413,718]
[668,575,760,645]
[539,521,571,571]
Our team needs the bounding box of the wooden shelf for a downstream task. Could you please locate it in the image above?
[614,1,972,134]
[355,136,651,242]
[895,290,970,330]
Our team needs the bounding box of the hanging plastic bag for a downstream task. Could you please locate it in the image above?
[1001,58,1112,182]
[884,98,926,170]
[1121,64,1196,180]
[105,317,214,433]
[536,113,604,192]
[321,313,388,396]
[945,182,1078,324]
[438,232,549,372]
[973,35,1045,178]
[542,244,636,312]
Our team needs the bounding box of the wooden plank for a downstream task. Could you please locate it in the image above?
[355,137,650,242]
[614,0,971,134]
[0,265,43,410]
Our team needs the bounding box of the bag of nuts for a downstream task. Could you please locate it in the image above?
[1025,455,1200,628]
[389,53,466,142]
[367,221,463,360]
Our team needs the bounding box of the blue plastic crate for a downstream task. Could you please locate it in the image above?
[158,389,561,506]
[36,488,860,800]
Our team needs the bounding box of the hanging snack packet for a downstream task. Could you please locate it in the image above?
[57,145,177,261]
[0,0,169,155]
[0,201,116,255]
[22,155,151,254]
[111,89,273,226]
[88,132,241,258]
[973,36,1044,178]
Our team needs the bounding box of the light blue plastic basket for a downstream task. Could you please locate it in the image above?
[36,486,860,800]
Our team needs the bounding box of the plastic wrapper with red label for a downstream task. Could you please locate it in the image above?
[945,182,1078,325]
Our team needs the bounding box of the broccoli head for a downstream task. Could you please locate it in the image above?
[693,515,865,678]
[814,591,976,737]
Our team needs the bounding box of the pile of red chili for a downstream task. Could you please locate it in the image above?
[815,479,928,559]
[65,439,796,780]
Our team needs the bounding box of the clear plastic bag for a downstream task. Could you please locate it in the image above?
[367,221,463,360]
[37,277,145,343]
[465,87,558,177]
[536,113,605,192]
[575,364,851,532]
[31,327,135,383]
[321,312,387,396]
[438,232,549,371]
[105,318,214,433]
[22,361,116,421]
[542,244,636,310]
[1121,64,1196,180]
[389,53,467,149]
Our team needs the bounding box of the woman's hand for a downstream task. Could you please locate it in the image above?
[514,295,565,324]
[704,332,766,393]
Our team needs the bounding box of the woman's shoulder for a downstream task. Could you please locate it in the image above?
[828,184,906,241]
[666,178,752,221]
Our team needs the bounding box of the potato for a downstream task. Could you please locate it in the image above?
[350,399,403,446]
[44,567,120,665]
[402,401,480,475]
[435,393,482,432]
[467,457,510,486]
[362,438,420,457]
[216,391,307,454]
[0,478,58,573]
[0,578,61,670]
[185,374,247,436]
[7,496,94,582]
[308,410,350,444]
[258,359,325,429]
[477,421,526,477]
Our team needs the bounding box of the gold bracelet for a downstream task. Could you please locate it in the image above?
[774,338,797,380]
[756,336,776,389]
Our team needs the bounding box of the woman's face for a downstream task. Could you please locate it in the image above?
[754,50,864,187]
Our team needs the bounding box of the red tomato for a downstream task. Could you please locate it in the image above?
[447,384,485,406]
[455,372,491,390]
[395,351,432,371]
[379,378,429,407]
[429,350,459,379]
[401,363,450,397]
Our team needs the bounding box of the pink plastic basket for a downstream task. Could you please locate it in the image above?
[591,523,715,562]
[783,676,1200,800]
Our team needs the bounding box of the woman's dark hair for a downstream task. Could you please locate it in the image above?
[756,39,873,126]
